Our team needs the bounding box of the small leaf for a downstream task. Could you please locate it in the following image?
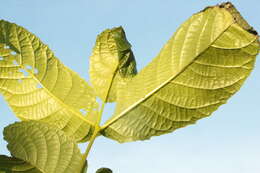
[101,3,260,142]
[89,27,137,102]
[3,121,85,173]
[96,168,113,173]
[0,20,99,142]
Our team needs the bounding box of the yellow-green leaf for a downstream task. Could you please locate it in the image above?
[0,155,40,173]
[3,121,84,173]
[101,3,260,142]
[89,27,137,102]
[0,20,99,142]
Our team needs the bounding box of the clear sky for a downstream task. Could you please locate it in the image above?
[0,0,259,173]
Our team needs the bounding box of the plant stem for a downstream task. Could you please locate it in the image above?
[83,70,118,161]
[82,102,106,160]
[82,126,100,160]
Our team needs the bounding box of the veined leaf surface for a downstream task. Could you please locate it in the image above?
[101,3,260,142]
[0,155,41,173]
[0,155,40,173]
[89,27,137,102]
[0,20,98,142]
[3,121,84,173]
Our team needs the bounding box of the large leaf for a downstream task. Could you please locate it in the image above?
[89,27,137,102]
[0,155,40,173]
[3,121,84,173]
[101,3,260,142]
[0,20,99,142]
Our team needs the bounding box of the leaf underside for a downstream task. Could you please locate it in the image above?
[101,4,260,142]
[0,20,99,142]
[89,27,137,102]
[3,121,84,173]
[0,1,258,149]
[0,155,40,173]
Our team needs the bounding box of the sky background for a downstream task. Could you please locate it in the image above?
[0,0,260,173]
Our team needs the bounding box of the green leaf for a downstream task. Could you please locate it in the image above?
[101,3,260,142]
[96,168,112,173]
[89,27,137,102]
[0,155,40,173]
[3,121,84,173]
[0,20,99,142]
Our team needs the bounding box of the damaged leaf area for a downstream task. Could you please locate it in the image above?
[0,2,259,173]
[0,20,99,142]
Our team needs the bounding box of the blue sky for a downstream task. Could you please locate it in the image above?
[0,0,259,172]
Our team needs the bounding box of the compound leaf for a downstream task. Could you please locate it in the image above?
[101,3,260,142]
[3,121,84,173]
[89,27,137,102]
[0,20,99,142]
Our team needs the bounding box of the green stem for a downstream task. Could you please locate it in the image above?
[82,102,106,160]
[82,69,118,163]
[82,126,99,160]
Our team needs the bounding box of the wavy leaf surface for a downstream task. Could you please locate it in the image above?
[3,121,84,173]
[0,20,99,142]
[89,27,137,102]
[101,3,260,142]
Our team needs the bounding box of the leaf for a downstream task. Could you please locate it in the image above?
[0,155,40,173]
[0,20,99,142]
[101,3,260,142]
[96,168,113,173]
[3,121,85,173]
[89,27,137,102]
